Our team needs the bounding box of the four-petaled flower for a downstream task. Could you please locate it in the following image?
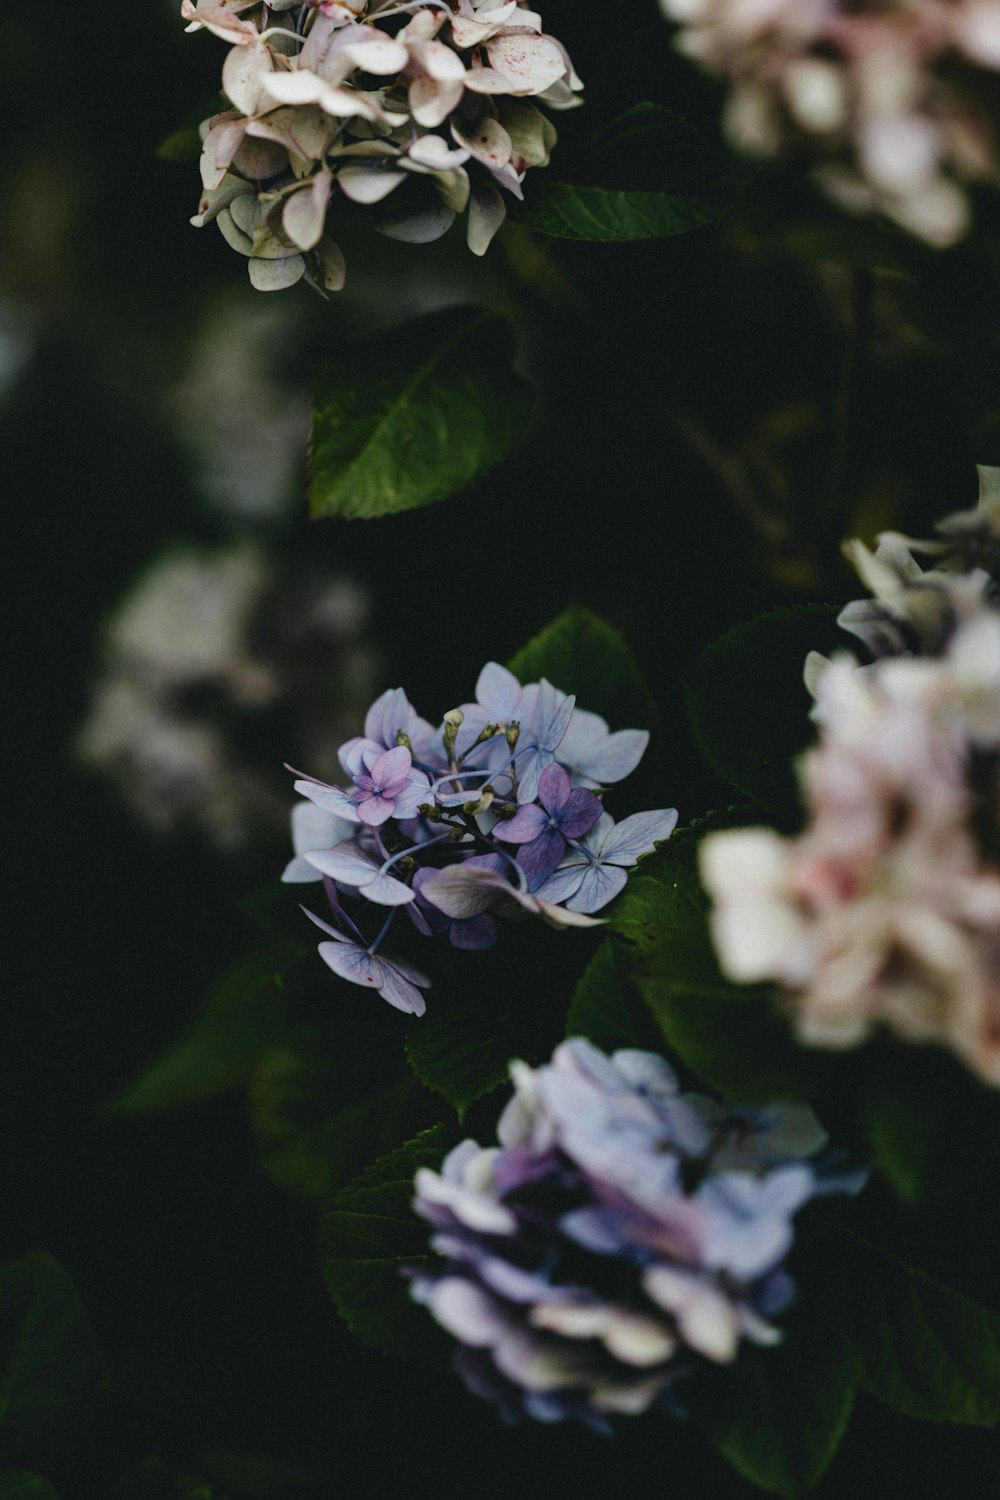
[494,763,601,887]
[537,808,680,913]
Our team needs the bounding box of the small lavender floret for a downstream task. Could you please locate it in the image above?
[409,1039,862,1425]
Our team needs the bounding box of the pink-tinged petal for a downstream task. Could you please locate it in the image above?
[452,115,513,170]
[391,775,433,821]
[371,744,413,788]
[222,39,274,115]
[293,777,362,822]
[494,803,547,844]
[486,32,567,94]
[374,963,428,1016]
[355,794,397,826]
[601,810,679,866]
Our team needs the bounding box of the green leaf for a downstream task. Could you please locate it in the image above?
[0,1475,60,1500]
[684,605,844,818]
[116,1458,217,1500]
[610,852,817,1100]
[522,103,748,242]
[318,1126,456,1364]
[694,1302,860,1498]
[507,605,658,735]
[565,937,647,1052]
[108,953,286,1113]
[848,1237,1000,1425]
[0,1254,106,1469]
[859,1048,1000,1206]
[309,304,533,520]
[249,1035,442,1201]
[404,938,573,1119]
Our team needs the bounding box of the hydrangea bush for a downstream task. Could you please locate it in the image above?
[182,0,582,290]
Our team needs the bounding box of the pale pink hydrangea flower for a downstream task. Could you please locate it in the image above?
[700,618,1000,1084]
[660,0,1000,246]
[182,0,582,290]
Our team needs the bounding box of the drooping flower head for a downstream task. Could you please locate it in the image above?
[661,1,1000,246]
[182,0,583,290]
[409,1038,861,1428]
[283,661,676,1012]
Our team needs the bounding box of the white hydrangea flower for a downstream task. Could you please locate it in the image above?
[660,0,1000,246]
[182,0,582,289]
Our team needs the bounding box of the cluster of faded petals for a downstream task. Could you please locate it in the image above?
[660,0,1000,246]
[182,0,582,290]
[701,467,1000,1084]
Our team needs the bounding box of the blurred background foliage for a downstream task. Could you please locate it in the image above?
[5,0,1000,1496]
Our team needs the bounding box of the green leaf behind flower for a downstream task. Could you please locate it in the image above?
[107,953,287,1113]
[0,1475,60,1500]
[0,1254,106,1470]
[309,304,533,521]
[609,847,819,1100]
[694,1301,860,1499]
[317,1126,456,1365]
[507,604,658,739]
[522,103,750,242]
[684,605,844,819]
[847,1237,1000,1426]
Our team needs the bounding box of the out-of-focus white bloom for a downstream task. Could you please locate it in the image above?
[701,621,1000,1083]
[660,0,1000,246]
[183,0,582,289]
[76,544,379,860]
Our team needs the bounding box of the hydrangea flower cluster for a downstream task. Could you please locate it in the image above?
[409,1038,860,1429]
[283,663,677,1014]
[660,0,1000,247]
[701,469,1000,1083]
[182,0,582,291]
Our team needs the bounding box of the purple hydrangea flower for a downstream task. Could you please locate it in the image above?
[556,708,650,788]
[535,807,680,913]
[294,744,431,827]
[409,1039,862,1427]
[494,763,602,887]
[302,904,430,1015]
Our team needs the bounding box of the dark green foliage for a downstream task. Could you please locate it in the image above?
[317,1127,456,1364]
[0,1254,107,1470]
[684,606,844,818]
[507,604,658,734]
[523,103,749,241]
[309,305,533,520]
